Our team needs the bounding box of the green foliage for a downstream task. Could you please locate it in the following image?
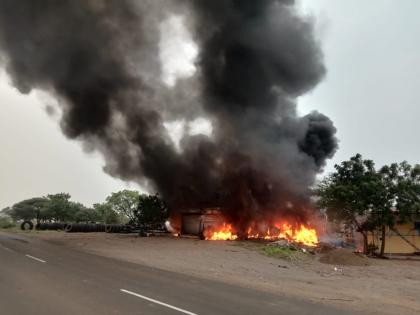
[105,210,121,224]
[380,162,420,222]
[0,217,15,229]
[74,207,101,223]
[317,154,392,228]
[2,190,167,226]
[42,193,80,222]
[316,154,420,255]
[134,194,168,225]
[3,194,91,223]
[93,203,120,224]
[261,245,307,261]
[6,197,47,221]
[106,190,141,222]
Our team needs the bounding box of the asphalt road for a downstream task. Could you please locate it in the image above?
[0,231,358,315]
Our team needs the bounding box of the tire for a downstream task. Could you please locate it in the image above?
[37,223,47,230]
[20,221,34,231]
[64,223,74,232]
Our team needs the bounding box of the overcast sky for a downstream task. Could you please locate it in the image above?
[1,1,419,209]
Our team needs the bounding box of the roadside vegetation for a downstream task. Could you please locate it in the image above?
[316,154,420,256]
[0,216,16,229]
[261,245,309,261]
[0,190,167,227]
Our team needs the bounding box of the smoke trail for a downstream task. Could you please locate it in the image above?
[0,0,337,229]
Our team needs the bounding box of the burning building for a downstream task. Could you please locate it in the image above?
[177,207,319,245]
[0,0,337,241]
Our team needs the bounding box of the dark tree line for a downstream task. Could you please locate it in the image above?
[316,154,420,256]
[1,190,167,227]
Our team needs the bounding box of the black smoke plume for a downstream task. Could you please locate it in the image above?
[0,0,337,230]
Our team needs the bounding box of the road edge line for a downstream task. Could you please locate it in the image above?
[120,289,198,315]
[25,254,46,263]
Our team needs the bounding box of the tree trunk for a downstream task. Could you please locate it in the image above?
[353,219,369,254]
[379,225,386,257]
[361,231,368,254]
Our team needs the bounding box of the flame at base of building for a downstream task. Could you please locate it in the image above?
[205,223,238,241]
[204,221,319,246]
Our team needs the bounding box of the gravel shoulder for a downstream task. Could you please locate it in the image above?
[14,231,420,315]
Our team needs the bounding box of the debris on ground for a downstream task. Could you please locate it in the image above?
[267,238,317,254]
[262,239,317,262]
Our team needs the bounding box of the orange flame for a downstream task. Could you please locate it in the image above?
[206,221,318,246]
[205,223,238,241]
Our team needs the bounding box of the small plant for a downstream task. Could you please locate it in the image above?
[262,245,296,259]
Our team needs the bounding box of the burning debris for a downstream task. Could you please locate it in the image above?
[0,1,337,233]
[205,223,238,241]
[203,220,319,247]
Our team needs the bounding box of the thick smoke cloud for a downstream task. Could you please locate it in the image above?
[0,0,337,230]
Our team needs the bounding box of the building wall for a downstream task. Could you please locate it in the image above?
[181,209,223,236]
[368,223,420,254]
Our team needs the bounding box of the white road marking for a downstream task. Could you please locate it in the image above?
[120,289,198,315]
[25,254,46,263]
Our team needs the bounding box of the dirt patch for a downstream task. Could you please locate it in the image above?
[319,248,371,266]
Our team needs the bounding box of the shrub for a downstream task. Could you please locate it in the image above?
[0,217,16,229]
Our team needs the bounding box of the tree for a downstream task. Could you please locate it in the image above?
[1,207,12,220]
[134,194,168,226]
[74,206,101,223]
[380,162,420,221]
[106,190,140,223]
[0,216,15,229]
[6,197,48,221]
[316,154,392,255]
[43,193,83,222]
[379,162,420,254]
[93,203,120,224]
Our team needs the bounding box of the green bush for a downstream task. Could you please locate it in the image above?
[262,245,296,259]
[0,217,16,229]
[261,245,310,261]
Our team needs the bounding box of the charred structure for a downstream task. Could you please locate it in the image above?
[0,0,337,233]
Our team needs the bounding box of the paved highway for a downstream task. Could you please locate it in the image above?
[0,231,357,314]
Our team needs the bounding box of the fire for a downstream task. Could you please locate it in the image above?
[205,223,238,241]
[290,224,319,247]
[206,221,318,246]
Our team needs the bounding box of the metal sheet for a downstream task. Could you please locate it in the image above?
[181,214,201,235]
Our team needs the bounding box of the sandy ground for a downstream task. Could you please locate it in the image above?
[16,231,420,315]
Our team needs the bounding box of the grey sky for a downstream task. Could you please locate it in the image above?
[299,0,420,172]
[1,1,419,209]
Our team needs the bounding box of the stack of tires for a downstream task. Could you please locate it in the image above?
[105,224,127,233]
[29,222,131,233]
[64,223,106,233]
[35,222,68,231]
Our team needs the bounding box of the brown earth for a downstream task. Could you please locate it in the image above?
[319,248,371,266]
[17,231,420,315]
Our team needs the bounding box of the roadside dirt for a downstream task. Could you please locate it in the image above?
[20,231,420,315]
